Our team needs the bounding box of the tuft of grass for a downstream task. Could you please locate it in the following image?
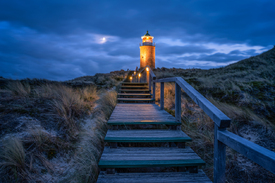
[6,81,31,97]
[35,84,98,138]
[69,127,103,183]
[96,90,117,118]
[0,137,27,181]
[80,86,98,102]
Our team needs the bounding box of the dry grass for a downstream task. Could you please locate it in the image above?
[155,82,175,109]
[34,84,99,138]
[0,74,122,182]
[62,90,117,183]
[96,90,117,118]
[0,137,28,181]
[51,87,85,138]
[80,86,98,102]
[27,126,71,157]
[67,118,106,183]
[6,81,31,97]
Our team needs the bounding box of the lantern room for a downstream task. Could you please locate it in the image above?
[141,31,154,45]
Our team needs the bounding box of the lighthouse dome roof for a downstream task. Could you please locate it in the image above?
[144,30,150,36]
[141,30,154,39]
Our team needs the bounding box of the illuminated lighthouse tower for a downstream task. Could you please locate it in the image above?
[140,31,155,69]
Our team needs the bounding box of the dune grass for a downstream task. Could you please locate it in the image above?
[1,82,101,182]
[0,137,28,182]
[6,81,31,97]
[62,90,117,183]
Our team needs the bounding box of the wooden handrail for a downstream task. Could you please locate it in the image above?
[218,130,275,174]
[153,76,275,183]
[154,77,231,128]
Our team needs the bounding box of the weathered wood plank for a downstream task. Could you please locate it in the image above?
[149,66,156,79]
[214,125,226,183]
[160,82,164,110]
[152,81,156,102]
[117,98,154,101]
[99,159,205,168]
[99,147,205,162]
[107,121,181,125]
[109,118,176,121]
[122,82,147,85]
[110,114,172,117]
[120,86,148,88]
[110,115,172,118]
[115,104,161,107]
[117,93,152,96]
[120,89,150,91]
[105,130,192,142]
[99,146,205,167]
[97,170,212,183]
[218,129,275,174]
[175,83,181,122]
[110,114,174,118]
[110,113,171,115]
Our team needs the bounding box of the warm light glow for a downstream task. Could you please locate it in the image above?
[130,77,132,80]
[146,67,149,71]
[138,73,141,77]
[134,71,136,75]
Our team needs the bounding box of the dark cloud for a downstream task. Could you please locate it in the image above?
[179,53,247,63]
[157,44,215,56]
[0,0,274,80]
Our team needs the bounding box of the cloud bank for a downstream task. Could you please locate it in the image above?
[0,0,274,80]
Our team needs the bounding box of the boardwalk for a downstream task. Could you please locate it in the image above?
[97,80,212,182]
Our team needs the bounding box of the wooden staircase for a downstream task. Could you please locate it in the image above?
[117,82,154,103]
[97,81,211,182]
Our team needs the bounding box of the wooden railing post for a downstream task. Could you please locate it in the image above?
[214,125,226,183]
[160,82,164,110]
[149,76,151,91]
[146,70,149,84]
[175,83,181,122]
[153,81,155,103]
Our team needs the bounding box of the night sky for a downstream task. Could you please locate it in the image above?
[0,0,274,81]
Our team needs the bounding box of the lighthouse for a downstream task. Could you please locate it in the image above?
[140,31,155,69]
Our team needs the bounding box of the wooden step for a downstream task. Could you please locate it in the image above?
[107,120,181,125]
[120,89,150,92]
[104,130,192,143]
[98,147,205,168]
[117,93,152,98]
[120,86,149,88]
[118,93,152,96]
[97,170,212,183]
[117,98,154,101]
[122,82,148,85]
[108,104,180,125]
